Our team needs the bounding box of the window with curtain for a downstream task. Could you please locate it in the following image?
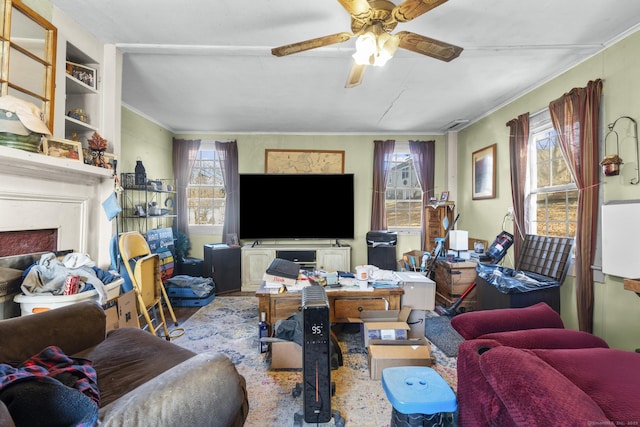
[385,142,422,233]
[187,141,225,234]
[528,110,578,238]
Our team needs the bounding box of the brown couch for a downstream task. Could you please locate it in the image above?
[0,301,248,426]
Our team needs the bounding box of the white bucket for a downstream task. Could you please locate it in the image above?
[14,279,123,316]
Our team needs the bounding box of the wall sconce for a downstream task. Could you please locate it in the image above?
[352,25,399,67]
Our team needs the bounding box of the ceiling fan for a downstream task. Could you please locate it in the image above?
[271,0,463,88]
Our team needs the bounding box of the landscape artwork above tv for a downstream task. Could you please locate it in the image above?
[238,174,355,242]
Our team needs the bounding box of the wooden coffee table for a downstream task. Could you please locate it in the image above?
[256,283,404,324]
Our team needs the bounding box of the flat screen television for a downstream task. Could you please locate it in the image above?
[239,173,354,241]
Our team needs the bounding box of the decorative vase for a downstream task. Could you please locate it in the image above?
[135,160,146,185]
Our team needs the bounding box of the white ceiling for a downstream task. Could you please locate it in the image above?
[51,0,640,135]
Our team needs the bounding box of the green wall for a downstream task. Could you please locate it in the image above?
[120,108,174,181]
[457,30,640,350]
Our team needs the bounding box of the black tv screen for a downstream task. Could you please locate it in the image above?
[239,173,354,241]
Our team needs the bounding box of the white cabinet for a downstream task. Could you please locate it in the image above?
[316,248,351,272]
[241,247,276,292]
[241,244,351,292]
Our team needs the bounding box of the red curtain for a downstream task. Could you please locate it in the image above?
[506,113,529,261]
[549,79,603,333]
[370,140,395,231]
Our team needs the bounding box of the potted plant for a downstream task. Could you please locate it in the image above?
[174,230,191,263]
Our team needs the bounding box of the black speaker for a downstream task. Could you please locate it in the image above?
[203,244,241,294]
[301,286,332,423]
[367,245,397,271]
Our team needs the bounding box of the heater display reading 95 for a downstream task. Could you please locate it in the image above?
[310,323,325,336]
[305,322,328,345]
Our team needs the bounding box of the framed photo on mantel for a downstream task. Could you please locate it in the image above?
[472,144,496,200]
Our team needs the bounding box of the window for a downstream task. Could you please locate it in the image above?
[527,111,578,238]
[0,0,56,130]
[187,142,225,234]
[385,143,422,232]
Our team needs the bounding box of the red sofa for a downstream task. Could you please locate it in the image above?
[451,303,640,426]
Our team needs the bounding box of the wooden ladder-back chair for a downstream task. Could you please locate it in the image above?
[119,231,184,340]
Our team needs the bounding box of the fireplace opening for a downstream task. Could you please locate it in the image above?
[0,229,58,258]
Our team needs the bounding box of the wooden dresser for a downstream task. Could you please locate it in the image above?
[425,202,455,251]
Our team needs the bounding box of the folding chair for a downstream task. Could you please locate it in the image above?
[119,231,184,340]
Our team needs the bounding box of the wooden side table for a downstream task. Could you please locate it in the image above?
[256,284,404,324]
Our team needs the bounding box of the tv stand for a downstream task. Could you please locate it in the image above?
[241,244,351,292]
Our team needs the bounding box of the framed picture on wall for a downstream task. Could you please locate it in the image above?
[265,149,344,173]
[472,144,496,200]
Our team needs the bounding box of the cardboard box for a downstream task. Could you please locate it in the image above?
[402,250,425,271]
[351,306,413,347]
[103,290,140,332]
[358,306,413,323]
[368,337,432,380]
[117,290,140,329]
[395,271,436,310]
[270,340,302,369]
[406,308,428,338]
[104,302,120,332]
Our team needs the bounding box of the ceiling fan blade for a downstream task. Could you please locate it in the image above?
[272,32,353,57]
[396,31,462,62]
[392,0,448,22]
[345,62,366,88]
[337,0,372,20]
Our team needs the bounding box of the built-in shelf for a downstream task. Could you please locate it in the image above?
[65,74,98,95]
[65,116,99,133]
[0,145,114,184]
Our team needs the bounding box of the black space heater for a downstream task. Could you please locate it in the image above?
[293,286,345,426]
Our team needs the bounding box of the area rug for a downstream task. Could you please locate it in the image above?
[424,315,465,358]
[173,296,457,427]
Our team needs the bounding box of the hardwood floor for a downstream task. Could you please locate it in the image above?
[166,291,254,325]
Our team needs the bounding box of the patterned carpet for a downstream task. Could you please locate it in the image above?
[172,296,457,427]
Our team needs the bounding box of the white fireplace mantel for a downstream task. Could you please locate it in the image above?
[0,146,114,184]
[0,146,117,268]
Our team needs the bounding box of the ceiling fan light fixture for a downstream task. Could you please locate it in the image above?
[353,32,378,65]
[376,32,399,66]
[352,30,399,67]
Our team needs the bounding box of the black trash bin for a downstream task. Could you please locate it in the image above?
[366,231,398,271]
[475,234,574,313]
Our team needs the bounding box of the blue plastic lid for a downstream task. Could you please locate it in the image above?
[382,366,457,415]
